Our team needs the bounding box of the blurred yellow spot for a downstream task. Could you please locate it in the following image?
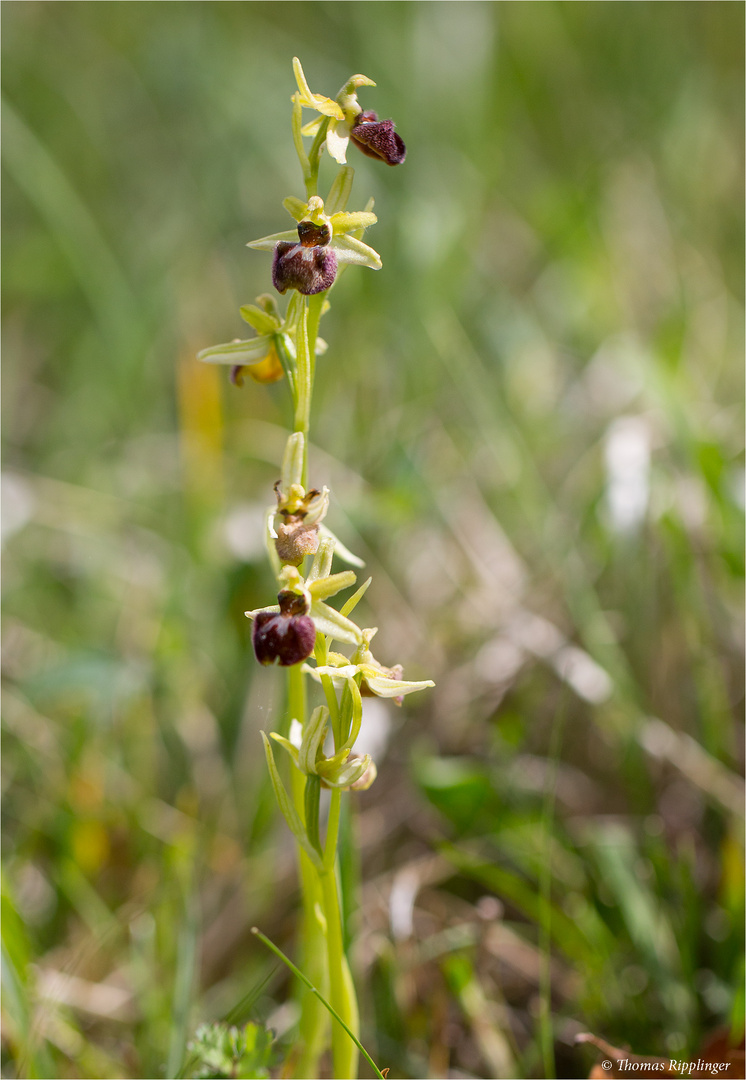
[246,343,284,384]
[69,771,104,812]
[209,834,242,873]
[70,820,110,874]
[177,352,224,505]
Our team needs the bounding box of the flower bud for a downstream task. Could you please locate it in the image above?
[350,111,406,166]
[273,480,328,566]
[272,220,337,296]
[252,590,316,666]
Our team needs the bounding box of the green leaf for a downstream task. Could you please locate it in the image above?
[304,774,323,856]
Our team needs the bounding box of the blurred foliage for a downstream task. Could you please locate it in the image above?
[186,1021,274,1079]
[2,2,743,1078]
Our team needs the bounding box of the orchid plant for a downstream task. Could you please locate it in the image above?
[198,59,432,1080]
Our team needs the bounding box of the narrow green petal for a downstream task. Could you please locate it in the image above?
[331,234,382,270]
[339,576,372,616]
[247,230,298,250]
[197,338,270,364]
[283,195,308,222]
[329,211,377,235]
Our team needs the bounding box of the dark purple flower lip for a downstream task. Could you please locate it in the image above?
[252,590,316,666]
[350,111,406,166]
[272,221,338,296]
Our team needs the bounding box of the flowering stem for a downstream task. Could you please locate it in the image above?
[287,664,329,1079]
[305,119,330,197]
[321,789,359,1080]
[294,300,312,481]
[307,291,324,385]
[292,95,311,189]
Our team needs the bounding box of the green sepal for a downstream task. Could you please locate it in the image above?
[332,234,382,269]
[304,773,323,856]
[261,732,321,868]
[311,602,363,645]
[283,195,309,222]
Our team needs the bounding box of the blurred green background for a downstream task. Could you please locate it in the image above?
[2,3,744,1078]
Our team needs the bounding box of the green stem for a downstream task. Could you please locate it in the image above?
[307,291,324,385]
[287,664,329,1079]
[321,790,359,1079]
[305,118,330,197]
[292,96,311,189]
[294,300,312,491]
